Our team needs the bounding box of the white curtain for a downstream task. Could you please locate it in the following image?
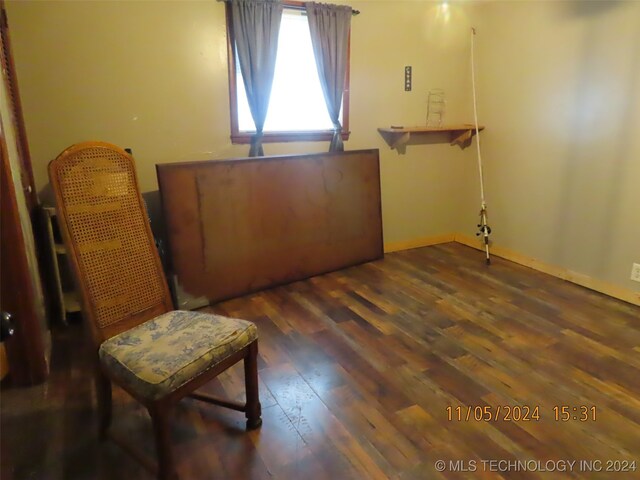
[306,2,351,152]
[231,0,283,156]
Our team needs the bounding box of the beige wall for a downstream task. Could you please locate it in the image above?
[9,0,636,294]
[457,0,640,292]
[7,0,475,245]
[351,0,476,242]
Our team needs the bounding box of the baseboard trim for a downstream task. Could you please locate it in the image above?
[384,232,639,306]
[384,233,455,253]
[454,233,640,306]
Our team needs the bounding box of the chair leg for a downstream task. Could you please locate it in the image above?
[244,341,262,430]
[95,369,112,440]
[149,405,178,480]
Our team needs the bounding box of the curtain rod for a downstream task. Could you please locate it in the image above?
[217,1,360,16]
[287,2,360,16]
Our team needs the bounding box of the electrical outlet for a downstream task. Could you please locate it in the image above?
[631,263,640,282]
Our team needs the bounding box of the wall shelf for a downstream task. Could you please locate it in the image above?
[377,124,485,150]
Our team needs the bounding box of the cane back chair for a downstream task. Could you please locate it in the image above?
[48,141,261,480]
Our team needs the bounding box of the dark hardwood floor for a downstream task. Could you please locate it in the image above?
[2,243,639,479]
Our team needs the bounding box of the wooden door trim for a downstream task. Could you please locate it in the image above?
[0,0,47,384]
[0,0,37,212]
[0,126,48,385]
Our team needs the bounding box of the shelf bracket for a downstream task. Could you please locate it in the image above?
[450,128,474,148]
[378,130,411,150]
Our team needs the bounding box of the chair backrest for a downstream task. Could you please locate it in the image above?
[49,141,173,346]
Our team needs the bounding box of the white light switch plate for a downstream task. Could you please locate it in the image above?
[631,263,640,283]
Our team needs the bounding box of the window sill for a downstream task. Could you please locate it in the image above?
[231,130,351,144]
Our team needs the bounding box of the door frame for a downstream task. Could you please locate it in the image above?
[0,124,48,385]
[0,0,48,385]
[0,1,37,212]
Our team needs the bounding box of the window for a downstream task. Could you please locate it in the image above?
[226,1,350,144]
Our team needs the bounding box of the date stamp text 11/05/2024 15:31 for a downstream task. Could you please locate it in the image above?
[445,405,597,422]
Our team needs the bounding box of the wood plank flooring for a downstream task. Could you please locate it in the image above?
[2,243,639,479]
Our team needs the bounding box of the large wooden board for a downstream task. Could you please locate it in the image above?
[157,150,383,304]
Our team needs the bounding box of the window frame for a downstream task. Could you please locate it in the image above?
[225,1,351,144]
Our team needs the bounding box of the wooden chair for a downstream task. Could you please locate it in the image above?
[48,141,261,480]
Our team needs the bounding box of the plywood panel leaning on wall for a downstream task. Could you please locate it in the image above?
[157,150,384,305]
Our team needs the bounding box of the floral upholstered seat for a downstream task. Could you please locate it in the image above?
[99,310,258,401]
